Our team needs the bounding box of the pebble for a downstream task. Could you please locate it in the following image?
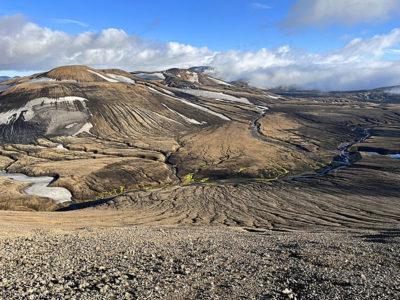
[0,227,398,299]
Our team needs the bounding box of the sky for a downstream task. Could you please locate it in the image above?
[1,0,400,90]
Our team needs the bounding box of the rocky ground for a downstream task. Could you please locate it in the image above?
[0,226,399,299]
[0,141,399,299]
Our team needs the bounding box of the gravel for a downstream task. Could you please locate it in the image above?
[0,226,399,299]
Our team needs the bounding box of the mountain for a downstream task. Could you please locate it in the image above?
[0,65,399,213]
[1,65,314,210]
[0,76,20,83]
[269,84,400,104]
[0,76,11,82]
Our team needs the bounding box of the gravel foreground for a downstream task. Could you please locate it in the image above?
[0,226,399,299]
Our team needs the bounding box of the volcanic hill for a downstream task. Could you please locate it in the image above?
[0,65,399,222]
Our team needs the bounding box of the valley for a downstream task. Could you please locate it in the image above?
[0,66,399,216]
[0,66,399,298]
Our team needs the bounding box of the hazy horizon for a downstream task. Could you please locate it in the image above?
[1,0,400,91]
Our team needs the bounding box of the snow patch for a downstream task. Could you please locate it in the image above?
[106,73,135,84]
[56,144,69,151]
[174,88,250,104]
[159,87,175,96]
[0,96,88,125]
[266,94,280,99]
[147,87,162,94]
[134,72,165,81]
[0,170,72,204]
[23,77,56,84]
[147,87,230,121]
[87,69,119,83]
[162,104,206,125]
[256,106,269,111]
[207,76,232,86]
[72,122,93,137]
[65,123,77,129]
[58,79,78,83]
[155,111,184,126]
[147,86,175,97]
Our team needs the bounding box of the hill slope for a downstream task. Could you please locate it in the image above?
[0,65,400,212]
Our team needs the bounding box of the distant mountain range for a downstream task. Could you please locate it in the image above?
[0,76,20,83]
[0,76,11,82]
[268,85,400,104]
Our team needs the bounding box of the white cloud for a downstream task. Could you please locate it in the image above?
[251,3,271,10]
[388,49,400,54]
[53,18,88,27]
[210,29,400,90]
[1,14,400,91]
[0,14,213,72]
[281,0,400,29]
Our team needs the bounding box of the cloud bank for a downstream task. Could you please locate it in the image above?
[281,0,400,29]
[212,29,400,91]
[0,14,213,72]
[1,14,400,91]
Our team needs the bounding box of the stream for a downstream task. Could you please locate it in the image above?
[251,108,313,153]
[362,152,400,159]
[250,106,373,179]
[164,152,182,185]
[293,129,371,179]
[184,110,373,185]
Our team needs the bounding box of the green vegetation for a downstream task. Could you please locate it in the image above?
[253,164,290,182]
[96,185,126,200]
[183,172,195,185]
[237,167,247,173]
[182,165,207,185]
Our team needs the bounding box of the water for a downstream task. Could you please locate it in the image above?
[362,152,400,159]
[293,130,371,179]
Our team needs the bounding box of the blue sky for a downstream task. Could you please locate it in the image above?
[2,0,394,52]
[1,0,400,90]
[1,1,292,50]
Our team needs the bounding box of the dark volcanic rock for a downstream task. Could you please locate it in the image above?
[0,114,46,143]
